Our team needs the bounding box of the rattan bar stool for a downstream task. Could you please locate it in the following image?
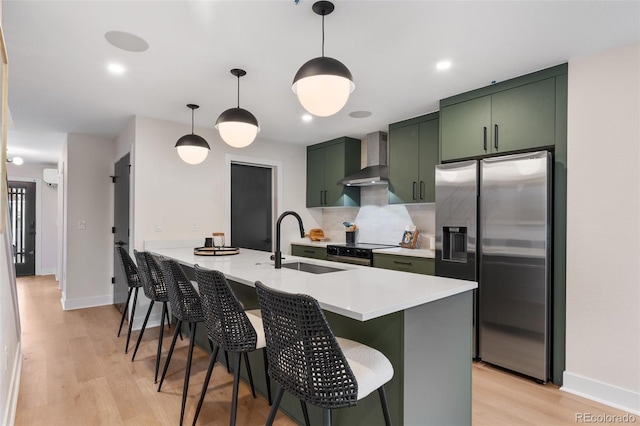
[255,281,394,426]
[157,257,206,426]
[131,250,172,383]
[191,266,272,426]
[115,246,142,354]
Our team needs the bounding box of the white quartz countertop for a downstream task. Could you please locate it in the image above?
[148,247,476,322]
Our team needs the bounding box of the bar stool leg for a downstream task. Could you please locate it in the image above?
[266,386,284,426]
[180,322,197,426]
[158,319,182,391]
[131,300,155,361]
[192,346,219,426]
[378,386,392,426]
[262,350,272,405]
[124,287,140,354]
[117,287,133,337]
[242,353,256,398]
[323,408,332,426]
[230,353,242,426]
[300,401,310,426]
[153,302,168,383]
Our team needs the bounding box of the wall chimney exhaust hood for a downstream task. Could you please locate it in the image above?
[338,131,388,186]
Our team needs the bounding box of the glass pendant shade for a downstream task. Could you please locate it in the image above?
[175,134,210,164]
[292,57,354,117]
[215,107,260,148]
[175,104,210,165]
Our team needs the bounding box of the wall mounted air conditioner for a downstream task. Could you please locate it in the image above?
[43,168,59,186]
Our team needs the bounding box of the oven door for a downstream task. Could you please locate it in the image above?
[326,254,371,266]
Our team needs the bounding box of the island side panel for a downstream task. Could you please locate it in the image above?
[404,290,473,425]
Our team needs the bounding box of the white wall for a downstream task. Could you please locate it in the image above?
[564,41,640,414]
[6,162,58,275]
[61,134,115,310]
[0,233,21,426]
[133,115,312,251]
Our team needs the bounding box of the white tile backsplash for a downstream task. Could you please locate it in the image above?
[320,186,436,247]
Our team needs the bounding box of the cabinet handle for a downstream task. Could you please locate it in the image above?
[320,191,324,205]
[412,181,417,200]
[494,124,499,150]
[420,181,425,200]
[483,126,488,151]
[394,260,413,266]
[323,190,327,205]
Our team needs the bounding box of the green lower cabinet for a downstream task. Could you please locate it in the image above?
[291,244,327,260]
[373,253,434,275]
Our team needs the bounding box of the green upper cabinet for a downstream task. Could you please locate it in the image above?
[440,96,492,160]
[388,112,439,204]
[306,137,361,208]
[440,64,567,162]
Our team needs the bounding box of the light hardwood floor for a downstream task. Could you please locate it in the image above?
[14,275,632,425]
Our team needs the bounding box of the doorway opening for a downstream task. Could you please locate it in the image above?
[8,181,36,276]
[231,163,273,252]
[113,153,131,314]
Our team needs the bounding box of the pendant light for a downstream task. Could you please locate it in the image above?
[292,1,354,117]
[175,104,210,165]
[215,68,260,148]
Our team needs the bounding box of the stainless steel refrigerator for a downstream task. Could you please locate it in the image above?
[435,151,551,382]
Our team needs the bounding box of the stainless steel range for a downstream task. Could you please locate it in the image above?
[326,243,398,266]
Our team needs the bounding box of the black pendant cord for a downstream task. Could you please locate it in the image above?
[237,75,240,108]
[191,108,195,134]
[321,14,325,57]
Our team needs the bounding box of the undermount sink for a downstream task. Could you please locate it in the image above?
[281,262,344,274]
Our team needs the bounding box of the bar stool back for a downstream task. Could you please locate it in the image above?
[131,250,171,383]
[255,281,394,426]
[191,266,271,426]
[157,257,205,426]
[115,246,142,354]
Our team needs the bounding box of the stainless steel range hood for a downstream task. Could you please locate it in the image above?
[338,131,389,186]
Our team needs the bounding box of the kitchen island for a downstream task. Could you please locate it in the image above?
[147,243,476,426]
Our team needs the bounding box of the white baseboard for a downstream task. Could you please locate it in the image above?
[3,343,22,426]
[562,371,640,415]
[61,294,113,311]
[38,268,56,276]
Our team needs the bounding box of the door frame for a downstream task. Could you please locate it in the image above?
[7,176,43,275]
[224,154,283,252]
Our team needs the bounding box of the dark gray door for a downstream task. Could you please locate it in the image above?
[231,163,272,252]
[113,154,130,314]
[8,181,36,276]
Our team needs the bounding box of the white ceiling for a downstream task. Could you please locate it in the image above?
[3,1,639,165]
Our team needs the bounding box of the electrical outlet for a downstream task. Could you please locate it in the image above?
[155,221,163,232]
[192,223,198,231]
[78,220,86,230]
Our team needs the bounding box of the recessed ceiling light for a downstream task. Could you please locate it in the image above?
[302,114,313,122]
[107,63,126,75]
[436,60,452,71]
[349,110,372,118]
[105,31,149,52]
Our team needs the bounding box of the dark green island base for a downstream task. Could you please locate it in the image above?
[183,266,473,426]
